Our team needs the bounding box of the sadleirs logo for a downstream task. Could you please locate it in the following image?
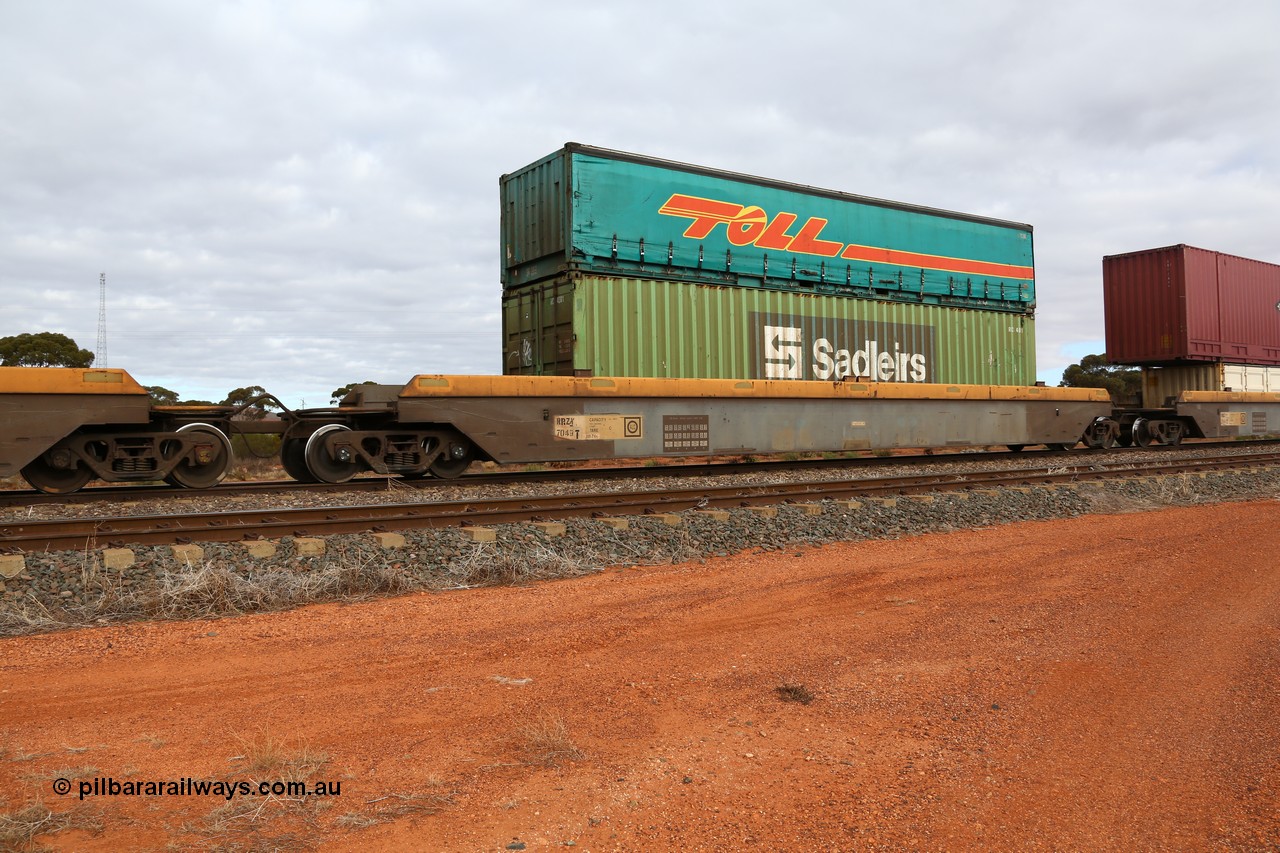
[757,317,934,382]
[763,326,803,379]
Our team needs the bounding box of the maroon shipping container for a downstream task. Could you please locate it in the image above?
[1103,244,1280,366]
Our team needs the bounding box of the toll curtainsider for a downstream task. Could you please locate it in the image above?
[502,144,1036,314]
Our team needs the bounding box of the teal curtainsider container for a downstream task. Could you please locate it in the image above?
[502,274,1036,386]
[501,144,1035,314]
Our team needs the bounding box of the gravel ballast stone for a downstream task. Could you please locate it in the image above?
[0,463,1277,635]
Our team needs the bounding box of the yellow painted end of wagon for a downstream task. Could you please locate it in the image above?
[1178,390,1280,404]
[0,367,149,395]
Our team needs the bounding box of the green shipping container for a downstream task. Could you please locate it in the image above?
[503,275,1036,386]
[502,143,1035,314]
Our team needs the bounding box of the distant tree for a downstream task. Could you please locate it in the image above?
[0,332,95,367]
[222,385,280,420]
[145,385,180,406]
[1060,354,1141,403]
[330,380,379,404]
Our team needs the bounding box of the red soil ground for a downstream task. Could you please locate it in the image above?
[2,500,1278,851]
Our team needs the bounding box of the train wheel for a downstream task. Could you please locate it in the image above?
[1131,417,1154,448]
[1083,417,1119,449]
[304,424,360,484]
[1006,444,1025,452]
[281,438,317,483]
[21,454,93,494]
[1048,442,1078,451]
[1150,420,1184,446]
[164,423,233,489]
[429,440,473,479]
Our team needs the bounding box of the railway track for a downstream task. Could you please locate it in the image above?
[5,449,1278,553]
[3,438,1277,509]
[0,448,1053,507]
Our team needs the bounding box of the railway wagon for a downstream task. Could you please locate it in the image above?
[0,367,242,494]
[1112,389,1280,446]
[285,376,1114,484]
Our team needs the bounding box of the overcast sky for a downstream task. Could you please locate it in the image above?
[3,1,1278,405]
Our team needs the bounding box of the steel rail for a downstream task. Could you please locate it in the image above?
[0,447,1046,507]
[3,438,1278,509]
[3,451,1278,553]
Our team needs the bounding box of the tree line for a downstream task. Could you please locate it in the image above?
[1,331,282,413]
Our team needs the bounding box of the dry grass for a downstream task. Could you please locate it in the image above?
[0,802,102,851]
[334,812,380,828]
[1,744,43,763]
[369,788,455,819]
[447,542,590,589]
[1082,485,1186,515]
[26,765,98,783]
[776,683,815,705]
[136,733,166,750]
[331,785,456,831]
[232,730,329,780]
[175,732,332,851]
[1,540,597,637]
[514,713,584,767]
[0,558,425,637]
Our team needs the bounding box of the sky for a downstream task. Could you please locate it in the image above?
[3,0,1278,406]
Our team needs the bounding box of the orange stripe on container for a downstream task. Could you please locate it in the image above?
[840,244,1034,280]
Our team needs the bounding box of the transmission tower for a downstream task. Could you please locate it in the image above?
[96,272,108,368]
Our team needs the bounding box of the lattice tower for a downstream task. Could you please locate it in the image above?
[96,272,107,367]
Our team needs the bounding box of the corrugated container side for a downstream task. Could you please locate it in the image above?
[503,275,1035,386]
[502,144,1036,314]
[1104,244,1280,365]
[1218,253,1280,362]
[1140,363,1280,407]
[1140,363,1222,408]
[1103,245,1189,363]
[1184,247,1223,357]
[500,149,571,287]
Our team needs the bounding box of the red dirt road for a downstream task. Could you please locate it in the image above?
[3,500,1278,851]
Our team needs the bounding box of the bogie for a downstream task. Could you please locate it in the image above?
[19,424,235,493]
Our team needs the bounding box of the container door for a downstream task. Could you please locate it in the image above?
[502,279,577,375]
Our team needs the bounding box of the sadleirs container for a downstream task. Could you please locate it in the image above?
[1140,362,1280,408]
[502,144,1036,314]
[502,274,1036,386]
[1103,244,1280,365]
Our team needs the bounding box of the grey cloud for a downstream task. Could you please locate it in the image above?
[2,0,1278,405]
